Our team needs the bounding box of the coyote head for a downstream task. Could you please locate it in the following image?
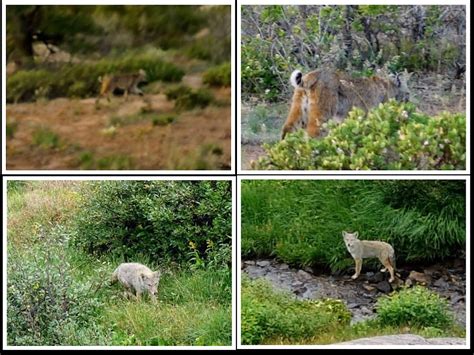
[141,270,161,296]
[342,231,359,248]
[389,69,412,102]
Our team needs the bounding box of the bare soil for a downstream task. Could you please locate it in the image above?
[6,78,231,170]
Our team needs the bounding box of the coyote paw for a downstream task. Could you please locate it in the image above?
[351,274,359,280]
[380,268,387,272]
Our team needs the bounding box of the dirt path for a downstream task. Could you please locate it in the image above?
[7,86,231,170]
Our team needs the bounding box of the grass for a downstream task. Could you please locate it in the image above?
[31,127,61,149]
[7,181,232,346]
[78,151,134,170]
[241,277,465,345]
[241,103,287,145]
[6,119,19,139]
[241,180,466,271]
[166,143,224,170]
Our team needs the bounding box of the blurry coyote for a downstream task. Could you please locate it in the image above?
[281,68,412,139]
[96,69,147,104]
[111,262,161,301]
[342,231,396,283]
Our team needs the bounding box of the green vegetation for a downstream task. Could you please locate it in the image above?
[7,53,184,103]
[241,276,350,345]
[152,114,177,126]
[78,152,134,170]
[242,5,465,101]
[203,62,231,87]
[164,85,214,111]
[167,143,225,170]
[256,101,466,170]
[7,181,232,346]
[32,127,61,149]
[6,119,19,139]
[376,286,454,329]
[241,278,464,345]
[241,180,465,270]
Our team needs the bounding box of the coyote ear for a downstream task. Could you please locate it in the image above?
[153,271,161,279]
[354,232,359,238]
[342,231,347,237]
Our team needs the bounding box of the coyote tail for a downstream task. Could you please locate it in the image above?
[290,70,303,88]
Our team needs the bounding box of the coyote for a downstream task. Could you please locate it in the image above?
[281,68,412,139]
[342,231,396,283]
[111,262,161,301]
[96,69,147,104]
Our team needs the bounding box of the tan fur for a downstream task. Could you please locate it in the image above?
[96,69,147,104]
[281,69,411,139]
[342,231,396,283]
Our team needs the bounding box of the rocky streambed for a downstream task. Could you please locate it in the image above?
[242,259,466,326]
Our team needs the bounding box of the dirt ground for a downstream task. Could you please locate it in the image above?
[241,73,466,170]
[6,74,231,170]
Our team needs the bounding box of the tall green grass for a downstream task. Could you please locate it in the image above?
[241,180,466,270]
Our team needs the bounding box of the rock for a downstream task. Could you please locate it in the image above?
[450,295,465,304]
[256,260,271,267]
[244,265,267,278]
[294,286,307,295]
[291,280,304,288]
[303,266,314,274]
[360,306,372,314]
[366,271,384,283]
[296,270,313,281]
[375,281,392,293]
[433,277,449,289]
[243,260,256,266]
[408,270,431,285]
[347,302,360,309]
[362,284,376,292]
[279,263,289,270]
[405,278,413,287]
[423,265,443,279]
[334,334,465,345]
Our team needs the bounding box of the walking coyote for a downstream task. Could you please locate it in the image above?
[96,69,147,104]
[342,231,396,283]
[111,262,161,301]
[281,68,412,139]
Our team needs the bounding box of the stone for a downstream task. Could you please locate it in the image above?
[243,260,256,266]
[408,270,431,285]
[256,260,271,267]
[450,295,465,304]
[279,263,289,270]
[362,284,376,292]
[296,270,313,281]
[347,302,360,309]
[334,334,465,345]
[303,266,314,274]
[366,271,384,283]
[244,265,267,278]
[405,278,413,287]
[291,280,304,288]
[375,281,392,293]
[433,277,449,289]
[293,286,307,295]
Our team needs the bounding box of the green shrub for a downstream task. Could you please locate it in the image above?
[7,229,108,345]
[241,276,351,344]
[203,62,231,87]
[152,114,176,126]
[164,85,193,100]
[375,286,454,329]
[6,53,185,103]
[78,152,134,170]
[175,88,213,111]
[32,127,61,149]
[72,181,232,264]
[256,101,466,170]
[6,119,19,139]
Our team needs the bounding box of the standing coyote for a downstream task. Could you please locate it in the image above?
[281,68,412,139]
[342,231,396,283]
[96,69,147,104]
[111,262,161,301]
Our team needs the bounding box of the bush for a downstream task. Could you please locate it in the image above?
[7,228,108,345]
[175,88,213,111]
[32,127,61,149]
[72,181,232,264]
[241,180,466,270]
[6,53,185,103]
[375,286,454,329]
[256,101,466,170]
[241,276,351,344]
[203,62,231,87]
[164,85,193,100]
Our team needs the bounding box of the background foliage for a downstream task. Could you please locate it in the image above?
[241,179,466,271]
[241,5,466,102]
